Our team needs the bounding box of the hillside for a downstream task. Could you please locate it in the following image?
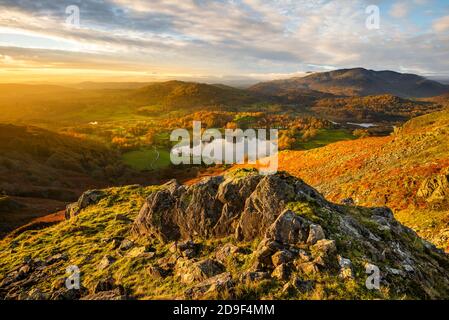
[259,109,449,250]
[0,82,266,124]
[0,124,155,237]
[1,170,448,300]
[0,84,135,124]
[310,94,442,123]
[248,84,335,105]
[131,81,262,110]
[250,68,449,98]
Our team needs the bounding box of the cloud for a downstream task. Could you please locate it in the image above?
[433,15,449,33]
[389,2,410,18]
[0,0,448,81]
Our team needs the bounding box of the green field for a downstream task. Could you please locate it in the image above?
[122,147,172,171]
[295,128,356,150]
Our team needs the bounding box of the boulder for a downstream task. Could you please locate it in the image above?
[311,239,338,269]
[132,171,325,244]
[296,262,320,276]
[176,176,224,239]
[27,288,48,300]
[215,243,241,263]
[271,263,292,281]
[236,175,296,241]
[266,210,308,245]
[417,171,449,204]
[175,258,225,284]
[178,240,200,259]
[185,272,233,299]
[282,276,315,295]
[271,250,295,267]
[239,271,270,283]
[213,173,262,237]
[65,190,105,220]
[147,265,167,279]
[306,224,325,245]
[126,246,152,259]
[131,183,181,242]
[50,287,89,300]
[98,255,116,270]
[93,277,116,293]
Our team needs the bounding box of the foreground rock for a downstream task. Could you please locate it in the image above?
[132,171,329,242]
[130,170,449,299]
[1,170,449,300]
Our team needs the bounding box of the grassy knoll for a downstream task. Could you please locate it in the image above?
[295,129,356,150]
[122,148,172,171]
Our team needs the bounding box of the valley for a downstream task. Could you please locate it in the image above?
[0,68,448,300]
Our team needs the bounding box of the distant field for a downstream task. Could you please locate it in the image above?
[295,128,356,150]
[122,147,172,171]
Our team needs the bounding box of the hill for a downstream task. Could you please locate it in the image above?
[0,170,448,300]
[0,82,265,124]
[261,109,449,250]
[0,84,135,124]
[250,68,449,98]
[131,80,262,110]
[0,124,156,237]
[248,84,335,105]
[310,94,442,123]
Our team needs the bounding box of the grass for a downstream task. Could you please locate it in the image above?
[295,129,356,150]
[122,147,172,171]
[0,179,442,300]
[0,185,158,297]
[396,208,449,252]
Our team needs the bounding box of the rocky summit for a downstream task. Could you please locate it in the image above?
[1,169,449,300]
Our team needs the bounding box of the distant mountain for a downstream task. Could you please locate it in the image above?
[72,82,152,90]
[250,68,449,98]
[131,80,262,109]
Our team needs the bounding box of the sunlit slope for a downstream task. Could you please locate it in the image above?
[255,109,449,249]
[0,124,131,236]
[0,82,263,125]
[132,81,262,109]
[1,172,449,300]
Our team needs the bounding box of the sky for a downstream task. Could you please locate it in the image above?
[0,0,448,84]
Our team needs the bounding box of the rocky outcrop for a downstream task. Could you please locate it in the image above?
[2,169,449,300]
[417,168,449,206]
[129,169,449,299]
[65,190,105,219]
[175,258,225,284]
[132,170,330,243]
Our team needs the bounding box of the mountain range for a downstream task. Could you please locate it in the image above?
[1,68,448,125]
[250,68,449,98]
